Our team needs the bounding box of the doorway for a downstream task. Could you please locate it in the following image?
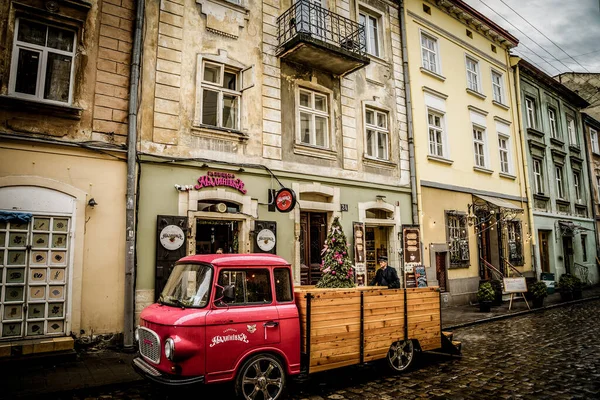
[196,220,239,254]
[299,212,327,285]
[539,230,550,273]
[562,236,573,275]
[435,252,448,292]
[477,211,493,279]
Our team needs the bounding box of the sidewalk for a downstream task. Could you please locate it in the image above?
[2,285,599,399]
[442,284,600,330]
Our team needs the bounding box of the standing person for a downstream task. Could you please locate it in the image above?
[369,256,400,288]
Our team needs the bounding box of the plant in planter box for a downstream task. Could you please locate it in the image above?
[530,281,548,308]
[558,274,575,301]
[477,282,495,312]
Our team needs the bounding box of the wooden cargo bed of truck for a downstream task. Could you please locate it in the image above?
[294,286,441,373]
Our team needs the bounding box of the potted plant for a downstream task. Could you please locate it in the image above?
[558,274,575,301]
[530,281,548,308]
[572,275,583,300]
[477,282,495,312]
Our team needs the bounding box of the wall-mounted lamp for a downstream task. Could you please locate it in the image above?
[238,168,245,173]
[88,198,98,208]
[201,163,209,168]
[376,195,386,201]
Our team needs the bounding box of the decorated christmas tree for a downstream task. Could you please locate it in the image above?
[316,217,355,288]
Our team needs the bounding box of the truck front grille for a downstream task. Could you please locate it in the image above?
[138,327,161,364]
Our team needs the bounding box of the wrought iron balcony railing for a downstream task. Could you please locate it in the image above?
[277,0,368,60]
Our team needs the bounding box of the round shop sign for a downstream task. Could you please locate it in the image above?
[159,225,185,251]
[256,229,276,252]
[275,188,297,213]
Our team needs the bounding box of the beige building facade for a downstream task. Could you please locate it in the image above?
[402,0,533,306]
[135,0,413,315]
[0,0,133,355]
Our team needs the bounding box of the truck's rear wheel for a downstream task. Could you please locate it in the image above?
[235,354,286,400]
[387,340,414,372]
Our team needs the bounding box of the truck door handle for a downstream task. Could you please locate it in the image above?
[263,321,279,328]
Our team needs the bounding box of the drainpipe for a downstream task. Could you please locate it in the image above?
[398,1,418,225]
[510,56,539,279]
[124,0,145,349]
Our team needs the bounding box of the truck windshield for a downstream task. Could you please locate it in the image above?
[159,263,213,308]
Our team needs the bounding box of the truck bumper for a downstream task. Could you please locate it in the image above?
[132,357,205,386]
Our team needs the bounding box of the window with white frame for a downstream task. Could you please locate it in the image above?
[491,70,504,104]
[548,107,559,138]
[556,165,566,199]
[533,159,544,194]
[420,32,439,73]
[498,135,510,174]
[525,97,537,129]
[298,88,329,147]
[567,116,578,146]
[591,128,599,153]
[574,171,582,201]
[365,108,389,160]
[427,111,445,157]
[472,126,486,168]
[9,18,77,104]
[465,56,480,92]
[199,60,240,130]
[359,10,380,57]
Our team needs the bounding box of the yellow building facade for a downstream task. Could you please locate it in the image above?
[402,0,533,305]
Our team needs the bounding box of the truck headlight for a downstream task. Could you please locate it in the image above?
[165,338,175,361]
[134,327,139,342]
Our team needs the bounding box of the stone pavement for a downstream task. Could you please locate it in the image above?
[2,285,599,399]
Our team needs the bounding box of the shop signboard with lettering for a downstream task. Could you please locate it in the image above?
[353,222,366,286]
[402,225,421,264]
[174,171,247,194]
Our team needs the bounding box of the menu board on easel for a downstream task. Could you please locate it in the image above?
[402,225,422,288]
[353,222,367,286]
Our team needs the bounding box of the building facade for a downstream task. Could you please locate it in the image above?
[516,60,598,286]
[556,73,600,122]
[402,0,533,306]
[135,0,412,315]
[582,113,600,277]
[0,0,134,354]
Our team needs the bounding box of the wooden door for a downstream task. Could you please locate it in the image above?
[539,230,550,273]
[299,212,327,285]
[155,215,188,301]
[435,252,447,292]
[477,213,492,279]
[562,236,573,275]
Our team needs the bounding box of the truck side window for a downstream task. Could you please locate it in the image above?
[217,269,272,305]
[274,268,293,302]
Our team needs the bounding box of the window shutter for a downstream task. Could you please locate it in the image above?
[241,65,254,91]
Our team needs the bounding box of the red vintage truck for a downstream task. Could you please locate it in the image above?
[133,254,460,399]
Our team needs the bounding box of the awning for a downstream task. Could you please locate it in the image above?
[474,194,523,211]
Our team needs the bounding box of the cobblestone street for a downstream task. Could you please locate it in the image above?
[43,299,600,400]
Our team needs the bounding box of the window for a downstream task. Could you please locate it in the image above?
[217,269,272,306]
[298,88,329,147]
[365,108,389,160]
[596,174,600,198]
[423,4,431,14]
[574,171,582,201]
[274,268,293,302]
[491,71,504,104]
[359,11,380,57]
[498,135,510,174]
[507,221,524,265]
[525,97,536,129]
[591,128,599,153]
[473,126,486,168]
[466,29,473,39]
[582,235,588,262]
[446,212,469,267]
[556,165,565,199]
[548,107,559,138]
[199,60,240,130]
[421,33,439,73]
[465,57,480,92]
[427,111,445,157]
[491,44,497,53]
[567,117,577,146]
[533,159,544,194]
[9,19,76,104]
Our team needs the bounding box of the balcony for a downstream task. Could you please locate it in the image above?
[276,0,370,76]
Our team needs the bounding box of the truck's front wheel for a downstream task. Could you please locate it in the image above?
[235,354,286,400]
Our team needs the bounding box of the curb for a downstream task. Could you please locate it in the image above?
[442,295,600,331]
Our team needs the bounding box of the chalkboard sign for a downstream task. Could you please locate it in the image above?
[503,277,527,293]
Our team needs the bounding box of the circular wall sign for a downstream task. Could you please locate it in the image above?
[256,229,276,252]
[275,188,297,213]
[159,225,185,250]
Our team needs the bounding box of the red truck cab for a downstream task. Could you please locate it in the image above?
[133,254,301,399]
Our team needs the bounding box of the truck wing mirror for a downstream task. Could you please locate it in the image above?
[223,284,235,301]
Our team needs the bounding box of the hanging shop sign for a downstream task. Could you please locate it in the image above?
[159,224,186,251]
[253,221,277,254]
[174,171,247,194]
[256,229,276,252]
[274,188,296,213]
[402,225,421,264]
